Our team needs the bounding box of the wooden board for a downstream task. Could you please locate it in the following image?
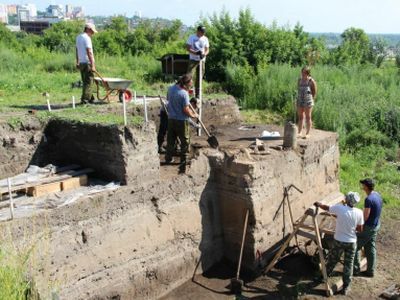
[0,168,93,195]
[27,181,61,197]
[61,175,88,191]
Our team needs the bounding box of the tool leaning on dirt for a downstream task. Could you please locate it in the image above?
[189,103,219,149]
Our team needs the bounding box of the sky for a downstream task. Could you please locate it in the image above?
[4,0,400,33]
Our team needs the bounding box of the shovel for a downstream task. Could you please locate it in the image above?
[189,104,219,149]
[230,209,249,295]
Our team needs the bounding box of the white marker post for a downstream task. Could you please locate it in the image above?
[72,96,76,109]
[46,97,52,112]
[122,97,127,126]
[197,62,203,136]
[143,95,148,123]
[134,90,137,103]
[7,178,14,220]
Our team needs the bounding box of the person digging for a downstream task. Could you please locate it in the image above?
[158,97,200,154]
[164,74,198,174]
[314,192,364,295]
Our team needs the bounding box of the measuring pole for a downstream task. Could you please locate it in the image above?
[143,95,148,123]
[46,97,52,112]
[7,178,14,220]
[197,61,203,136]
[122,97,127,126]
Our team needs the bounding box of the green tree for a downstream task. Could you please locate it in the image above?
[41,20,83,52]
[334,27,371,65]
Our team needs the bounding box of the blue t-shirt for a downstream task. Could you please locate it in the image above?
[364,191,383,227]
[167,84,190,121]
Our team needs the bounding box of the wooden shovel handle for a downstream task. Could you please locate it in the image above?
[189,103,211,137]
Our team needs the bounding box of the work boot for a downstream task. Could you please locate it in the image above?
[178,162,186,174]
[341,285,351,295]
[165,157,175,164]
[360,271,374,278]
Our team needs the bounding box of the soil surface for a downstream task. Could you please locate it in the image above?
[161,209,400,300]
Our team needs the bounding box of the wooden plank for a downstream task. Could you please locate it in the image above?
[297,229,317,241]
[298,224,335,235]
[0,168,93,195]
[61,175,88,191]
[27,181,61,197]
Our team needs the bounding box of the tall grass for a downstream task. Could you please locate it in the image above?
[226,63,400,156]
[0,46,166,112]
[0,245,32,300]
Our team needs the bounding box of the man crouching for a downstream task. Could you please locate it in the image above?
[165,74,198,174]
[314,192,364,295]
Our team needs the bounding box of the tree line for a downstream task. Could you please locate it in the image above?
[0,8,395,80]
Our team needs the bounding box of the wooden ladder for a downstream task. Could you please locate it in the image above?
[264,204,334,297]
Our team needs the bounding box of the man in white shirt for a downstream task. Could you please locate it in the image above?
[314,192,364,295]
[186,25,209,98]
[76,23,97,104]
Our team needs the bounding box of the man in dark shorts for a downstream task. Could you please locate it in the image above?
[354,178,383,277]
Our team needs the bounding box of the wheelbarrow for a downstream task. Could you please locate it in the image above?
[94,71,133,103]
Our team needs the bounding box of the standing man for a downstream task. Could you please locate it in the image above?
[165,74,198,174]
[186,25,209,98]
[314,192,364,295]
[76,23,97,104]
[354,178,383,277]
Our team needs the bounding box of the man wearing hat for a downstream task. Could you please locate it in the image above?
[353,178,383,277]
[314,192,364,295]
[186,25,209,98]
[76,23,98,104]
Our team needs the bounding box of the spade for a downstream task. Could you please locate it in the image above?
[189,104,219,149]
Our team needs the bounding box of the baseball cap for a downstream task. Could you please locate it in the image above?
[360,178,375,190]
[345,192,361,206]
[197,25,206,33]
[85,23,98,33]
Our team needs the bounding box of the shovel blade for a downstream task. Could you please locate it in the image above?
[230,278,243,294]
[207,135,219,149]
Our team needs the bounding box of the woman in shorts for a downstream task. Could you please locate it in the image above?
[297,66,317,138]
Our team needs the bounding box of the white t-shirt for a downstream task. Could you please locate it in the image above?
[76,32,93,64]
[329,204,364,243]
[186,34,209,61]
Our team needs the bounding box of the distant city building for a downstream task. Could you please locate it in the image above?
[46,4,64,18]
[134,10,142,18]
[72,6,84,19]
[0,4,8,23]
[65,4,73,18]
[17,4,37,22]
[7,4,17,15]
[20,18,62,34]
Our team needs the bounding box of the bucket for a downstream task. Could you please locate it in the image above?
[283,121,297,149]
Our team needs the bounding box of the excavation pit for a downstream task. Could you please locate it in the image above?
[0,97,341,299]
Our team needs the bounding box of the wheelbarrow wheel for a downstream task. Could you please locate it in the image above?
[119,89,133,103]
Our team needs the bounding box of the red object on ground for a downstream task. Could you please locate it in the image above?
[122,89,133,102]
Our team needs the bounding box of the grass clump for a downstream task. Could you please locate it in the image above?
[0,245,32,300]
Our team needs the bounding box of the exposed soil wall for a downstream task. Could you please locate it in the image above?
[31,119,159,186]
[0,118,44,178]
[130,95,242,129]
[0,100,341,300]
